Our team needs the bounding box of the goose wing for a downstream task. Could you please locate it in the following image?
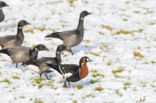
[46,30,79,41]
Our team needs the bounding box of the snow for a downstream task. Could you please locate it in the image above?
[0,0,156,103]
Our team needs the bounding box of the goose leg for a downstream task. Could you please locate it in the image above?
[45,72,50,80]
[22,63,27,67]
[68,81,71,88]
[69,48,73,55]
[39,73,42,79]
[16,63,18,68]
[67,47,73,55]
[63,81,68,88]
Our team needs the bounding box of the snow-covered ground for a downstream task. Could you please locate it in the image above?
[0,0,156,103]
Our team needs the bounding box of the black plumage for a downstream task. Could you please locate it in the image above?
[46,56,91,87]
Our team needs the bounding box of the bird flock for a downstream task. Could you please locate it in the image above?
[0,1,91,88]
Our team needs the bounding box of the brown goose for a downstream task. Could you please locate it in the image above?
[46,56,91,87]
[0,44,48,68]
[0,20,30,49]
[45,11,91,54]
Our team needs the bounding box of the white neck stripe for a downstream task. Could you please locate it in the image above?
[18,27,23,29]
[80,18,84,20]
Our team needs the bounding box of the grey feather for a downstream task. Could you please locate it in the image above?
[45,11,91,54]
[0,20,30,49]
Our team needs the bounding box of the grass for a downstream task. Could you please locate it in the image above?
[107,61,112,66]
[115,89,122,96]
[134,11,140,14]
[86,93,95,98]
[31,78,57,90]
[134,51,144,58]
[83,40,90,43]
[12,76,20,79]
[0,78,11,84]
[34,98,44,103]
[122,18,128,21]
[89,79,99,84]
[112,67,124,74]
[136,96,146,102]
[68,0,75,6]
[87,51,100,56]
[123,82,132,90]
[124,82,132,86]
[73,100,77,103]
[24,27,46,33]
[92,73,104,78]
[95,87,104,92]
[76,85,83,90]
[115,30,133,35]
[101,24,113,31]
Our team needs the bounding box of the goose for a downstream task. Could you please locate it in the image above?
[45,11,91,54]
[0,20,30,49]
[46,56,91,87]
[0,44,48,68]
[24,45,66,80]
[0,1,8,22]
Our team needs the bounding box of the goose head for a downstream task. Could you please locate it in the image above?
[79,56,91,67]
[80,11,91,18]
[0,2,8,8]
[56,45,66,54]
[34,44,49,51]
[18,20,30,28]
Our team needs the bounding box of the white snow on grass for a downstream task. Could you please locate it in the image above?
[0,0,156,103]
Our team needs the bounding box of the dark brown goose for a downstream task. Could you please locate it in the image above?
[24,45,66,79]
[0,1,8,22]
[0,20,30,49]
[46,56,91,87]
[45,11,91,54]
[0,44,48,68]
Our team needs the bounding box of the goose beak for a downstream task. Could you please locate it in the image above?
[45,34,52,38]
[88,59,92,62]
[87,58,92,62]
[6,4,9,7]
[88,12,91,15]
[26,22,30,25]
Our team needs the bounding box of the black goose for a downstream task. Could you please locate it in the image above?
[0,20,30,49]
[0,1,8,22]
[45,11,91,54]
[46,56,91,87]
[0,44,48,68]
[24,45,66,80]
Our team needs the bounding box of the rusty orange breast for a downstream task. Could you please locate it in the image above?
[80,64,88,79]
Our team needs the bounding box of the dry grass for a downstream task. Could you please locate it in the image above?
[101,24,113,31]
[115,30,133,35]
[134,51,144,58]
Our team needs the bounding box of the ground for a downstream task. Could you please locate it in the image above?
[0,0,156,103]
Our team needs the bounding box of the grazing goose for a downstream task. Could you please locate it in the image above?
[45,11,91,54]
[25,45,66,80]
[0,20,30,49]
[0,1,8,22]
[46,56,91,87]
[0,44,48,68]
